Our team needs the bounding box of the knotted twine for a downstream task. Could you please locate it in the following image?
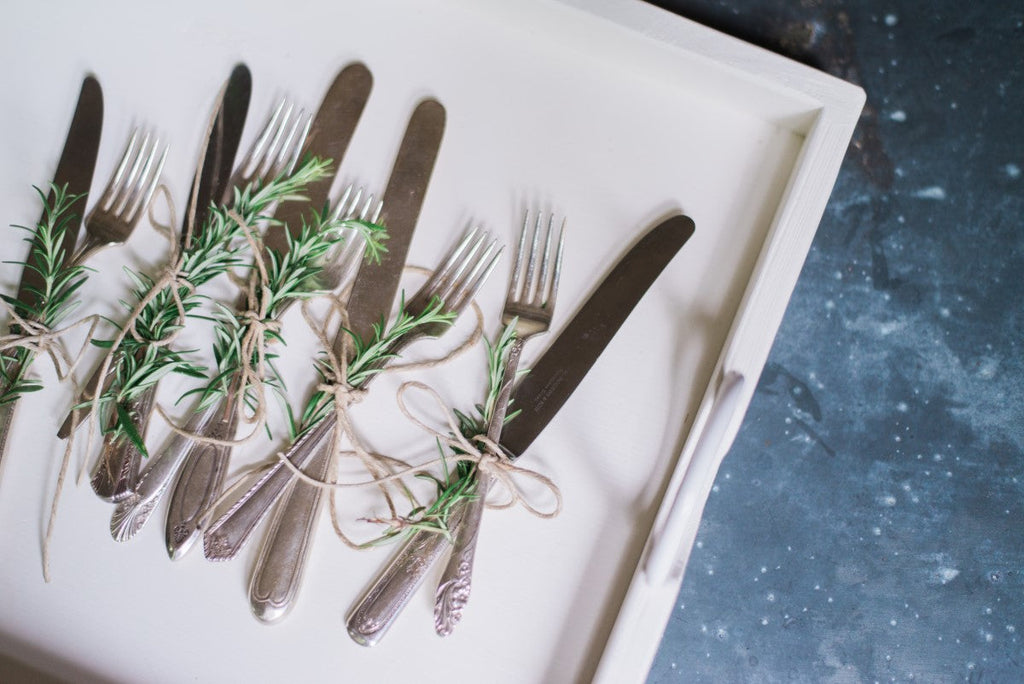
[0,301,100,385]
[263,284,561,547]
[151,206,282,447]
[45,183,197,581]
[45,75,234,580]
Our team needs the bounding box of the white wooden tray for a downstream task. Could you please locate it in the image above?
[0,1,863,682]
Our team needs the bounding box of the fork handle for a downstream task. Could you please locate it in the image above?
[165,398,242,560]
[433,337,525,634]
[109,402,218,543]
[347,508,465,647]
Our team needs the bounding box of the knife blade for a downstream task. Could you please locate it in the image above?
[502,213,695,454]
[184,63,251,248]
[345,213,695,646]
[162,64,375,559]
[0,75,102,463]
[246,99,447,623]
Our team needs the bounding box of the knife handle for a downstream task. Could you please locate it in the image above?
[202,414,335,561]
[346,516,461,647]
[248,439,333,623]
[109,403,217,543]
[90,387,156,502]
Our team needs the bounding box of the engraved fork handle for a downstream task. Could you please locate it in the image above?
[202,413,336,560]
[164,396,243,559]
[434,336,525,634]
[346,507,465,647]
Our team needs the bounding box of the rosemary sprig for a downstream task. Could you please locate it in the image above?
[188,205,389,419]
[93,157,333,451]
[369,322,521,543]
[0,185,90,406]
[295,295,456,435]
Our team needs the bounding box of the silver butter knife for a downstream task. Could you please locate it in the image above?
[0,76,102,465]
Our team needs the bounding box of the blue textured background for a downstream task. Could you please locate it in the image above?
[645,1,1023,682]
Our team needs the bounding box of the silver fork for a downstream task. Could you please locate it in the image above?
[434,212,564,635]
[58,102,309,442]
[110,183,373,548]
[202,228,502,563]
[346,213,564,646]
[90,108,310,503]
[71,128,168,264]
[222,99,310,206]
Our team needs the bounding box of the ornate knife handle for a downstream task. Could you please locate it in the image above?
[202,414,335,561]
[346,511,463,647]
[109,402,218,543]
[165,398,243,559]
[90,386,157,502]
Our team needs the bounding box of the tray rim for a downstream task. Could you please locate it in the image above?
[562,1,865,681]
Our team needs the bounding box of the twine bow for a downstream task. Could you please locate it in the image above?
[396,380,561,519]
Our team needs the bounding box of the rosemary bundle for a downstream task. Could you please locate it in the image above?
[366,322,520,544]
[92,157,334,452]
[296,294,456,436]
[1,185,90,406]
[188,204,389,427]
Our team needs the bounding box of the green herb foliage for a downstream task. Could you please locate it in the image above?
[190,204,388,419]
[296,295,456,435]
[373,322,520,543]
[93,157,333,452]
[0,185,90,406]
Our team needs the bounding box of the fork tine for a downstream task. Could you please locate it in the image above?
[533,214,555,306]
[124,142,168,224]
[329,184,355,222]
[415,227,480,304]
[508,213,530,302]
[99,129,140,211]
[433,230,488,302]
[274,109,311,177]
[338,230,366,278]
[238,100,285,180]
[111,131,151,215]
[358,191,377,222]
[448,240,502,312]
[546,217,566,309]
[522,213,543,304]
[255,102,294,180]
